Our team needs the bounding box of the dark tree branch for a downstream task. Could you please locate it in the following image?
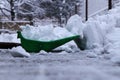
[0,8,10,19]
[0,7,11,12]
[6,0,10,3]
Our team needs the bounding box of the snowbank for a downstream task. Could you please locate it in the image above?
[65,5,120,63]
[83,21,104,49]
[20,24,74,41]
[105,28,120,63]
[85,6,120,63]
[65,14,105,49]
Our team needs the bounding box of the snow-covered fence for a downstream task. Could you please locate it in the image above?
[0,21,31,30]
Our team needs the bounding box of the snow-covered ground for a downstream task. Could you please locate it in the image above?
[1,3,120,80]
[0,33,20,43]
[0,50,120,80]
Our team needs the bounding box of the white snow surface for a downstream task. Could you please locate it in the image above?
[66,14,85,38]
[83,21,104,49]
[10,46,31,57]
[86,6,120,63]
[0,33,20,43]
[20,24,74,41]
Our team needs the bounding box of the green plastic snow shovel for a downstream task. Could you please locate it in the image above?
[17,31,80,53]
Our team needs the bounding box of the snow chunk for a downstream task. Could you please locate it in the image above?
[10,46,30,57]
[53,27,74,39]
[66,14,85,38]
[86,52,98,58]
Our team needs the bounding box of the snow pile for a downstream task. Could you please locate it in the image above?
[66,14,85,38]
[65,5,120,63]
[0,33,20,43]
[83,21,104,49]
[20,24,74,41]
[88,15,115,35]
[105,28,120,63]
[85,6,120,63]
[66,14,105,49]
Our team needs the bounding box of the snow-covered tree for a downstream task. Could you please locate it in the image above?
[17,0,46,21]
[0,0,45,21]
[40,0,81,22]
[0,0,27,21]
[0,0,82,22]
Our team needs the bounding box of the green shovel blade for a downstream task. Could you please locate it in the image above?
[17,31,80,53]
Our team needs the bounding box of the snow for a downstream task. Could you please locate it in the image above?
[1,2,120,80]
[83,21,104,49]
[66,14,85,38]
[82,6,120,64]
[1,4,120,62]
[10,46,30,57]
[1,50,120,80]
[0,33,20,43]
[20,24,74,41]
[86,6,120,63]
[105,28,120,63]
[65,4,120,64]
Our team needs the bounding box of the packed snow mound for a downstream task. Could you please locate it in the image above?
[66,14,85,38]
[106,28,120,43]
[83,5,120,49]
[20,24,74,41]
[83,21,104,49]
[91,15,116,34]
[84,5,120,63]
[0,33,20,43]
[89,5,120,34]
[104,28,120,63]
